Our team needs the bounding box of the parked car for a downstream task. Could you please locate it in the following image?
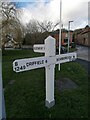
[61,46,67,53]
[56,46,67,54]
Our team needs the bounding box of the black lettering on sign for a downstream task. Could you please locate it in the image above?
[57,56,73,62]
[34,61,37,64]
[32,62,35,65]
[26,63,29,67]
[37,60,44,65]
[26,60,44,67]
[15,67,19,71]
[23,65,26,69]
[37,61,40,65]
[15,62,18,66]
[72,56,75,60]
[15,65,26,72]
[20,65,26,70]
[57,58,60,61]
[42,60,44,64]
[45,60,47,63]
[69,56,72,61]
[20,66,23,70]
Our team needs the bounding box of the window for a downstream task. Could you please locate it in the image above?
[65,33,68,37]
[83,38,85,44]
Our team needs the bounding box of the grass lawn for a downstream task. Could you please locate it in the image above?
[2,50,88,119]
[69,47,77,52]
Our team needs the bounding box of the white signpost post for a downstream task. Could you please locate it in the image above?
[13,36,77,108]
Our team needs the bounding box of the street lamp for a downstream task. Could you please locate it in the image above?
[68,21,73,52]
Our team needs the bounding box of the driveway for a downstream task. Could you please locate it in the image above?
[76,45,89,61]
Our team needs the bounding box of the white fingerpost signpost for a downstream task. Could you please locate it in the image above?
[45,37,56,107]
[13,36,77,108]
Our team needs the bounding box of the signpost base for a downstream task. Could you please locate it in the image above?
[45,100,55,108]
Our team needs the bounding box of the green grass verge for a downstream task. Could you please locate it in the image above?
[69,48,77,52]
[2,50,88,119]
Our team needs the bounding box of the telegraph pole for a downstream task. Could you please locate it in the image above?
[58,0,62,71]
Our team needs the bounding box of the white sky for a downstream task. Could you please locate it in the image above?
[1,0,90,30]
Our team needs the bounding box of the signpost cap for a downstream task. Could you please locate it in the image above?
[45,35,56,41]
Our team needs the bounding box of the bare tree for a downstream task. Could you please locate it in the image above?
[37,20,62,32]
[0,2,23,49]
[1,2,17,29]
[25,19,41,44]
[37,20,53,33]
[26,19,39,34]
[24,19,63,45]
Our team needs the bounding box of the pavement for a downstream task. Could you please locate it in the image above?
[76,45,89,61]
[75,45,89,73]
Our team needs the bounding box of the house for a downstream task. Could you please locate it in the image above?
[50,29,73,48]
[74,26,90,46]
[4,36,21,49]
[4,40,14,48]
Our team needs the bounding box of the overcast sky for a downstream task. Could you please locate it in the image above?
[1,0,90,30]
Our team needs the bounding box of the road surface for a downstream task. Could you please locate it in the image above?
[75,45,89,73]
[76,45,89,61]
